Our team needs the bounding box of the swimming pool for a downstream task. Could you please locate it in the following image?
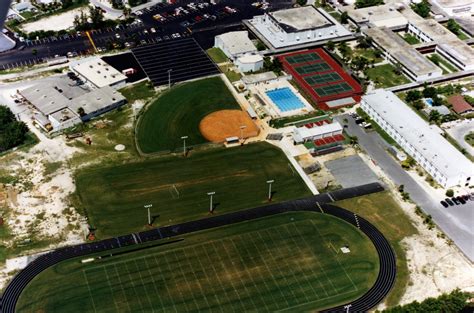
[266,87,305,112]
[424,98,434,107]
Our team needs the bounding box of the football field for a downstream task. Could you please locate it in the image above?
[17,212,380,312]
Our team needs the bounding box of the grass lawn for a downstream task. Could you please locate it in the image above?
[465,132,474,147]
[119,81,156,103]
[353,48,383,63]
[219,63,242,82]
[206,47,228,63]
[366,64,410,88]
[74,142,311,238]
[427,53,458,73]
[336,191,418,307]
[401,33,420,45]
[17,212,379,312]
[136,76,240,154]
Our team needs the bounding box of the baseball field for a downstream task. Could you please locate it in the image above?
[17,212,380,312]
[74,143,311,238]
[136,76,241,154]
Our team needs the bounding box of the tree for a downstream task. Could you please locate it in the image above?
[296,0,308,5]
[123,7,132,17]
[355,0,383,9]
[0,106,29,152]
[422,86,437,99]
[412,100,424,110]
[357,36,372,49]
[406,90,422,102]
[428,110,441,123]
[326,40,335,51]
[446,19,460,35]
[412,0,431,18]
[340,11,349,24]
[338,42,352,61]
[352,56,369,72]
[89,6,105,28]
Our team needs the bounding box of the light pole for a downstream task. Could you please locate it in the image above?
[266,180,274,201]
[207,192,215,213]
[144,203,153,226]
[181,135,188,157]
[239,125,246,143]
[344,304,352,313]
[167,69,172,89]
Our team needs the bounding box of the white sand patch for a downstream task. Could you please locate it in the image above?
[21,8,88,33]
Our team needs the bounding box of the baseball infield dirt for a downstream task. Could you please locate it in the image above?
[199,110,260,143]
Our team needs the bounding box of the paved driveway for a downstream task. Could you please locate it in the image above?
[444,119,474,157]
[336,114,474,261]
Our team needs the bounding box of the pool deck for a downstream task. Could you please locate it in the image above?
[250,80,315,118]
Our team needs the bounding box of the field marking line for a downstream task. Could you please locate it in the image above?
[164,252,189,313]
[102,265,121,312]
[202,244,234,310]
[243,232,285,311]
[173,250,200,311]
[309,220,358,293]
[270,227,323,301]
[291,223,339,295]
[274,289,357,313]
[153,254,179,313]
[124,260,146,312]
[82,270,98,313]
[262,229,311,303]
[133,259,156,312]
[113,264,133,312]
[182,247,212,310]
[215,240,248,311]
[229,238,260,310]
[252,230,296,307]
[144,256,165,310]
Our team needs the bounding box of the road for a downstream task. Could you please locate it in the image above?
[0,0,269,69]
[444,119,474,157]
[337,114,474,261]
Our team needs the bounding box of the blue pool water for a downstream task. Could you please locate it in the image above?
[266,87,305,112]
[424,98,434,107]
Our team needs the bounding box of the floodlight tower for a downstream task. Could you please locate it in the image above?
[266,179,274,202]
[207,192,215,213]
[0,0,16,53]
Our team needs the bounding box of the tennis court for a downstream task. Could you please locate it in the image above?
[295,62,331,75]
[278,49,363,110]
[286,53,321,64]
[304,72,342,85]
[314,82,353,97]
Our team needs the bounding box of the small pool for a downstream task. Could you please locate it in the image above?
[266,87,305,112]
[424,98,434,107]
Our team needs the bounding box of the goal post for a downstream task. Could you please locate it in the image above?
[169,184,180,199]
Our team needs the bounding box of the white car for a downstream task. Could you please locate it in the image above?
[115,33,121,39]
[150,28,156,33]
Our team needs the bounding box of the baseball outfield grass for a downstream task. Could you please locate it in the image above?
[74,142,311,238]
[136,76,240,154]
[17,212,380,313]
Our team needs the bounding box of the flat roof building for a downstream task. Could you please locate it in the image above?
[214,31,258,60]
[293,121,343,144]
[361,89,473,188]
[71,57,127,89]
[364,27,442,82]
[246,6,351,49]
[344,5,408,28]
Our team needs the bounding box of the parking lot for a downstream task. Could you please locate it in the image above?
[325,155,381,188]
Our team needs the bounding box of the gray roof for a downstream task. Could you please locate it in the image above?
[70,86,125,114]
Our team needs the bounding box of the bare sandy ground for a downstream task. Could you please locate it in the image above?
[21,8,88,33]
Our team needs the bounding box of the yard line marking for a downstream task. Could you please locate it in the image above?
[153,254,179,313]
[113,264,133,312]
[134,259,155,312]
[144,257,165,310]
[82,270,98,313]
[183,248,211,310]
[103,266,120,312]
[170,250,194,312]
[124,261,146,311]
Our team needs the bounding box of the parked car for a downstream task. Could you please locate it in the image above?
[115,33,121,39]
[440,200,449,208]
[445,198,454,206]
[457,196,466,204]
[451,197,460,205]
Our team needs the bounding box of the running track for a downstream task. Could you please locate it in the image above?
[1,183,396,312]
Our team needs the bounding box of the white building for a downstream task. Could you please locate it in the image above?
[246,6,351,49]
[364,27,442,82]
[293,121,343,144]
[430,0,473,16]
[235,54,263,73]
[361,89,474,188]
[344,5,408,28]
[214,31,258,60]
[71,57,127,89]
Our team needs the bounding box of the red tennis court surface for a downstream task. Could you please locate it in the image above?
[279,48,363,110]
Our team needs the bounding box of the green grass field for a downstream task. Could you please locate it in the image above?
[17,212,379,312]
[366,64,410,88]
[74,143,311,238]
[136,76,240,154]
[206,47,228,63]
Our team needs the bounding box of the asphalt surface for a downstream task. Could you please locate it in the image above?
[0,0,275,70]
[337,114,474,261]
[1,182,396,313]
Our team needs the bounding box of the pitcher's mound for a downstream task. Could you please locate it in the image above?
[199,110,260,143]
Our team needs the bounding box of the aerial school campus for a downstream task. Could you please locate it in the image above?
[0,0,473,312]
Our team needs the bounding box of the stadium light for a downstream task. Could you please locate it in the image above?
[207,191,215,213]
[239,125,247,142]
[167,69,173,89]
[144,203,153,225]
[344,304,352,313]
[266,180,274,201]
[181,136,188,157]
